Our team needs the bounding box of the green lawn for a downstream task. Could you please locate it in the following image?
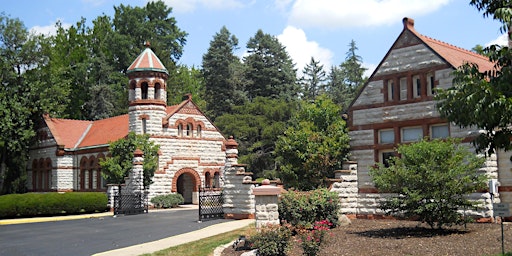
[142,224,255,256]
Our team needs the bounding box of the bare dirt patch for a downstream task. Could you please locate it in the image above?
[222,219,512,256]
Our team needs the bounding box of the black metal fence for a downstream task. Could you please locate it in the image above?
[113,191,148,215]
[198,186,223,222]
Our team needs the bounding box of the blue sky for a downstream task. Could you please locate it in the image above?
[3,0,507,76]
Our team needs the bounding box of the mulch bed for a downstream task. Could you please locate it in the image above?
[222,219,512,256]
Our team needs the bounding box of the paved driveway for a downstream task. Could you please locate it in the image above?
[0,209,230,256]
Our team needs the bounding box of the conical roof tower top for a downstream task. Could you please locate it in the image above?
[126,41,168,75]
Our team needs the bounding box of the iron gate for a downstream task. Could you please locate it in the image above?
[198,186,223,221]
[113,191,148,215]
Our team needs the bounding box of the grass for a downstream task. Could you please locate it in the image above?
[142,224,255,256]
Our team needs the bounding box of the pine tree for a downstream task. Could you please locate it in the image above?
[243,29,298,101]
[300,57,327,101]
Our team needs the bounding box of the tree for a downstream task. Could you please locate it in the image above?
[300,57,327,101]
[326,40,367,109]
[275,95,350,190]
[167,65,206,108]
[370,139,487,229]
[436,0,512,155]
[100,132,160,189]
[215,97,297,178]
[0,14,48,194]
[243,29,298,101]
[202,26,243,120]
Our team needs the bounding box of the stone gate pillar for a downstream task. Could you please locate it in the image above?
[253,179,281,228]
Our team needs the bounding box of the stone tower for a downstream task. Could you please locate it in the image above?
[126,42,168,135]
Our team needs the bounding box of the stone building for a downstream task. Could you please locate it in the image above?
[27,43,227,204]
[337,17,512,219]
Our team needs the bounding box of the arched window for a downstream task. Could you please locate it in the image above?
[154,83,161,100]
[45,158,52,191]
[32,160,38,191]
[79,157,88,191]
[141,82,149,99]
[186,124,192,137]
[142,118,147,134]
[89,157,96,190]
[205,172,211,188]
[178,123,183,137]
[196,125,202,138]
[213,172,220,188]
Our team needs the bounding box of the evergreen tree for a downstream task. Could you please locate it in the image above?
[243,29,298,101]
[202,26,242,119]
[167,65,206,108]
[300,57,326,101]
[327,40,367,109]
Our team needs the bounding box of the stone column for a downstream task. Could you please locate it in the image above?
[253,179,281,228]
[129,148,144,194]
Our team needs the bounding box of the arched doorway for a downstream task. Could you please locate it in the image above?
[172,168,201,204]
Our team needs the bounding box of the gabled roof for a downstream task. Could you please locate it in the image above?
[403,17,494,73]
[126,42,168,75]
[77,114,129,148]
[43,115,92,149]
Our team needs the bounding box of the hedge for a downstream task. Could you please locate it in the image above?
[0,192,109,219]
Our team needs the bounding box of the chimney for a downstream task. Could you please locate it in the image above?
[403,17,415,30]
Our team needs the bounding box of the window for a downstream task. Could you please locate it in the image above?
[427,72,435,96]
[197,125,202,138]
[402,127,423,142]
[154,83,161,100]
[387,80,394,101]
[431,124,449,139]
[186,124,192,137]
[399,77,407,101]
[178,124,183,137]
[142,118,147,134]
[141,82,148,99]
[379,129,395,144]
[380,150,396,168]
[413,75,421,98]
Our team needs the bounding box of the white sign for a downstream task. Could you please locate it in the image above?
[493,203,511,217]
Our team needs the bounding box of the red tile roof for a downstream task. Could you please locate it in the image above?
[43,116,92,148]
[404,17,494,72]
[78,114,129,148]
[127,42,168,75]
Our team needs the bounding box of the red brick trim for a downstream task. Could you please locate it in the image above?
[224,213,255,220]
[171,168,201,192]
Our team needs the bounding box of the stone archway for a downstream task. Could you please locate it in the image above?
[172,168,201,204]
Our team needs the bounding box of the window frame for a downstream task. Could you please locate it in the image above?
[401,126,423,142]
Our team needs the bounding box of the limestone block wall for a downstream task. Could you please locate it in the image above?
[331,162,359,215]
[222,164,255,219]
[253,188,280,228]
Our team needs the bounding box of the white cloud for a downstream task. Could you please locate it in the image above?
[160,0,245,13]
[485,33,509,47]
[287,0,451,29]
[30,20,71,36]
[277,26,333,76]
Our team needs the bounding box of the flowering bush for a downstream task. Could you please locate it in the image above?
[298,220,332,256]
[279,188,339,229]
[251,224,292,256]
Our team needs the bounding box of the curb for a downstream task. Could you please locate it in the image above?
[0,212,114,225]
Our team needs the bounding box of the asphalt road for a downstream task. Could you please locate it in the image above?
[0,209,231,256]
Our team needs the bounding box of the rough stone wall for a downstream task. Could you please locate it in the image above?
[254,195,279,228]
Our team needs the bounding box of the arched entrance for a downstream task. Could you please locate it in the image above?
[172,168,201,204]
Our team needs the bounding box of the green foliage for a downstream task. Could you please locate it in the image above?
[275,95,350,190]
[244,29,298,101]
[278,188,340,229]
[215,97,297,178]
[167,65,206,108]
[298,220,332,256]
[0,192,108,219]
[100,132,160,188]
[326,40,367,110]
[300,57,327,101]
[437,1,512,155]
[150,193,184,208]
[370,139,487,229]
[202,26,244,120]
[251,224,292,256]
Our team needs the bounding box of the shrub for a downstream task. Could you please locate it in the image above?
[279,188,340,229]
[298,220,332,256]
[150,193,184,208]
[0,192,108,219]
[251,224,292,256]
